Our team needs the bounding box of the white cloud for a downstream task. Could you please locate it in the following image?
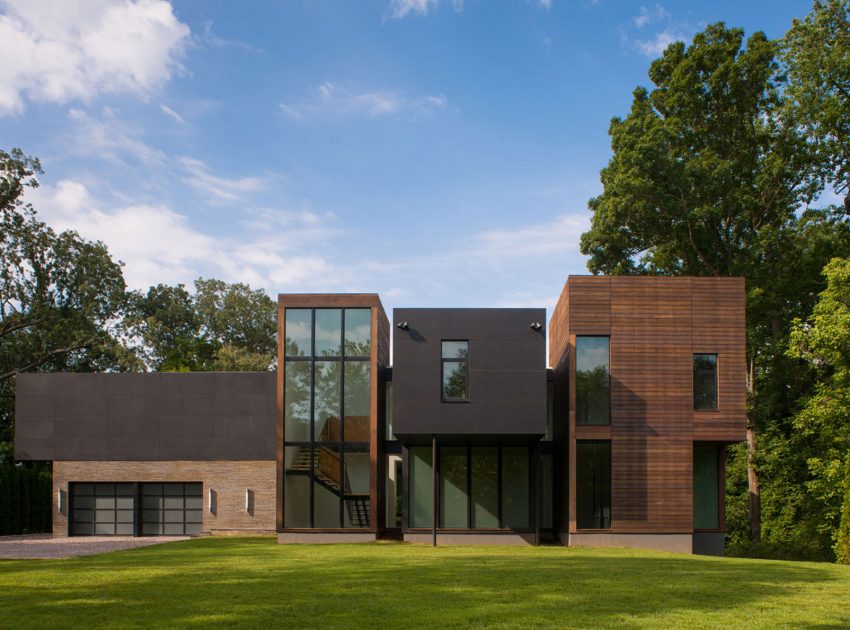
[66,108,167,166]
[281,82,447,119]
[633,4,669,28]
[385,0,466,19]
[199,20,262,53]
[0,0,190,114]
[176,156,267,202]
[473,214,590,257]
[159,103,185,124]
[27,179,342,291]
[634,29,683,57]
[538,0,552,10]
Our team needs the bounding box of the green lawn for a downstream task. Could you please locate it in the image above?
[1,537,849,629]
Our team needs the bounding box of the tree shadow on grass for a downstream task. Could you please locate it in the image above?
[1,538,849,628]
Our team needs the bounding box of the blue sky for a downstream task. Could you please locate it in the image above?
[0,0,814,319]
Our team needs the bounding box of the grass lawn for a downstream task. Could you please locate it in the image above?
[1,537,849,629]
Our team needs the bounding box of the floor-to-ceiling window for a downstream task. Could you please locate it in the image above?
[283,307,372,529]
[408,445,532,530]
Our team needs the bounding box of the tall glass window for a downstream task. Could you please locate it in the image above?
[501,447,530,528]
[283,307,372,528]
[693,354,718,410]
[440,447,468,527]
[471,447,499,528]
[410,446,433,528]
[576,337,610,425]
[576,441,611,529]
[694,445,720,529]
[408,445,531,530]
[441,340,469,402]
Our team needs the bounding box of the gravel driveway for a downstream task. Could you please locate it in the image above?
[0,534,190,559]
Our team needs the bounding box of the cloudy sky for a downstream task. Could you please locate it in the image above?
[0,0,812,318]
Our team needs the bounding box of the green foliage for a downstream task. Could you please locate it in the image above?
[837,453,850,563]
[788,257,850,559]
[784,0,850,210]
[125,278,276,372]
[0,463,51,534]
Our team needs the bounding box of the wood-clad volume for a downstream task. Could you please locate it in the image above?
[276,294,389,534]
[548,276,746,538]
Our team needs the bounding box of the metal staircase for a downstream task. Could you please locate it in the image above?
[285,430,370,528]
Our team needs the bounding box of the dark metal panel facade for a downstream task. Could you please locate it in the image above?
[392,308,547,437]
[15,372,276,461]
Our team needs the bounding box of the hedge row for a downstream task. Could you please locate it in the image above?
[0,464,51,535]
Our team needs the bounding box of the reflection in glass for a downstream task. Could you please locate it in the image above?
[344,446,370,528]
[315,309,342,357]
[283,446,310,528]
[314,444,342,528]
[576,337,610,425]
[410,446,433,528]
[344,362,370,442]
[694,445,719,529]
[385,382,394,440]
[386,454,402,528]
[344,308,371,356]
[285,309,312,357]
[576,441,611,529]
[441,447,468,527]
[501,447,529,528]
[441,341,468,359]
[541,452,553,529]
[284,361,312,441]
[471,447,498,528]
[442,361,468,401]
[314,361,341,441]
[693,354,718,410]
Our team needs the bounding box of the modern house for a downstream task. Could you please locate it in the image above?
[14,276,746,554]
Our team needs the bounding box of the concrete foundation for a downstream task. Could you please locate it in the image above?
[568,532,694,554]
[277,532,377,544]
[692,532,725,556]
[404,532,537,545]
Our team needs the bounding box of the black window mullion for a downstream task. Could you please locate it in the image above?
[309,309,316,529]
[497,445,503,529]
[339,310,345,528]
[466,445,472,529]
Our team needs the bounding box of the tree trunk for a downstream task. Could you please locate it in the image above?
[746,356,761,543]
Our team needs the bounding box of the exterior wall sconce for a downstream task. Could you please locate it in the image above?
[245,488,255,515]
[57,488,66,514]
[530,322,543,331]
[397,321,409,330]
[208,488,217,515]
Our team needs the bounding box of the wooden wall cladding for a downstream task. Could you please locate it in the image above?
[549,276,746,535]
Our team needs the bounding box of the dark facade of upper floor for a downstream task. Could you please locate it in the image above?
[392,308,547,439]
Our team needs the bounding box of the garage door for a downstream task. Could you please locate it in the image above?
[70,482,203,536]
[141,483,203,536]
[70,483,135,536]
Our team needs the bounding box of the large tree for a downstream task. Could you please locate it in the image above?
[784,0,850,212]
[0,149,132,461]
[126,278,276,372]
[579,23,850,547]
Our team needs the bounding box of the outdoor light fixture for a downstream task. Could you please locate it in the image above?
[57,488,66,514]
[245,488,254,514]
[397,321,409,330]
[531,322,542,331]
[208,488,217,514]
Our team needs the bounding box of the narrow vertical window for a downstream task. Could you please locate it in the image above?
[576,336,610,425]
[693,354,718,410]
[576,441,611,529]
[441,340,469,402]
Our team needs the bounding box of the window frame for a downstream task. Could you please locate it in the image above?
[440,339,470,403]
[575,335,611,426]
[693,353,719,411]
[575,440,612,531]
